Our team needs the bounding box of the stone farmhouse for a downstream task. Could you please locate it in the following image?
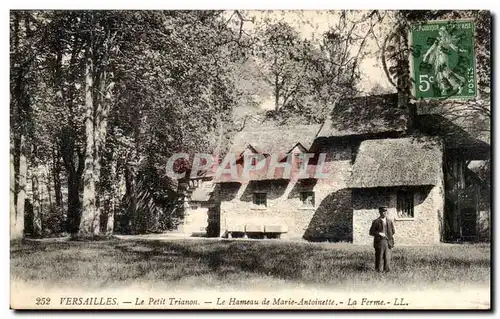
[177,93,490,245]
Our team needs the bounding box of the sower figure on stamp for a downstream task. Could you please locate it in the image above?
[369,206,395,272]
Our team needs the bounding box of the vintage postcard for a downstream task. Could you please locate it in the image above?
[9,9,491,310]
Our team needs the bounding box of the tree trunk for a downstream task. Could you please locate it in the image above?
[105,152,119,235]
[94,71,105,229]
[10,11,25,241]
[124,163,137,234]
[13,134,27,240]
[10,140,19,239]
[94,70,114,235]
[31,161,42,238]
[55,27,81,235]
[105,205,115,235]
[78,25,116,237]
[79,49,99,237]
[66,167,81,234]
[274,71,280,111]
[52,146,62,208]
[44,165,53,209]
[10,12,20,240]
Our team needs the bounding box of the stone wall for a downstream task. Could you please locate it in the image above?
[219,140,354,241]
[178,206,210,236]
[352,184,445,245]
[178,179,219,237]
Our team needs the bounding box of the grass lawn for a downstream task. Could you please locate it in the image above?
[10,238,490,291]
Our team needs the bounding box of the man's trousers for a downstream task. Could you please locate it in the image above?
[374,239,391,272]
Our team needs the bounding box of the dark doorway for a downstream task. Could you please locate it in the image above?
[207,206,220,237]
[460,207,477,240]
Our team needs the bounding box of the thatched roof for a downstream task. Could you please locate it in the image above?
[214,160,319,183]
[417,114,490,160]
[228,124,322,157]
[317,93,408,138]
[349,137,443,188]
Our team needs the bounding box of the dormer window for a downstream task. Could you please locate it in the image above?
[295,153,302,167]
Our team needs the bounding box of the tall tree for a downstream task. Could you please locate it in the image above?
[10,11,37,240]
[10,10,254,238]
[254,21,307,112]
[250,11,384,126]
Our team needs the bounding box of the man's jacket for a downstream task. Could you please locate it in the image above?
[369,217,396,249]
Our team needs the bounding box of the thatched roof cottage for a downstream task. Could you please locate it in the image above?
[179,93,490,244]
[349,137,444,245]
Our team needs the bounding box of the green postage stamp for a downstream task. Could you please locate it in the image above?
[411,20,476,99]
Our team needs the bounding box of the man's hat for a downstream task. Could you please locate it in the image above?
[378,206,388,211]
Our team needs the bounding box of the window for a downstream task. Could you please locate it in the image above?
[300,191,315,208]
[245,155,264,168]
[295,154,302,166]
[397,190,414,218]
[253,192,267,207]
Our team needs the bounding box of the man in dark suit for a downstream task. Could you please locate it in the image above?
[369,206,396,272]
